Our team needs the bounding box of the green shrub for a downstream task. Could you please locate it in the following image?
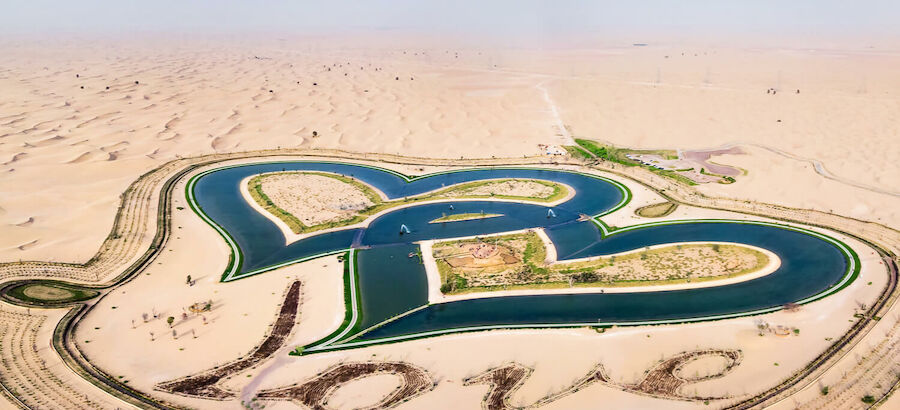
[572,272,599,283]
[563,145,592,160]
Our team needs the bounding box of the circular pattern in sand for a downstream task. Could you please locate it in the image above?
[3,282,100,306]
[21,284,76,301]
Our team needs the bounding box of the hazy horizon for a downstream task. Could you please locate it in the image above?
[4,0,900,49]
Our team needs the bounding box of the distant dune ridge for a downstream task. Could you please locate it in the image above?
[0,36,898,263]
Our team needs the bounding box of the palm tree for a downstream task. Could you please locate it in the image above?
[167,316,175,327]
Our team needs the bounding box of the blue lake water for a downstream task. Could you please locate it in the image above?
[192,162,625,273]
[191,161,854,347]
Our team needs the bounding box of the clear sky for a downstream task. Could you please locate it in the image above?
[4,0,898,45]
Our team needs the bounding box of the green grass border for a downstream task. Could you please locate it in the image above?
[563,145,592,160]
[296,249,364,353]
[248,171,384,235]
[635,202,679,218]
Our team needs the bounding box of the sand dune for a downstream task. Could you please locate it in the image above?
[16,239,38,251]
[100,141,129,152]
[210,136,227,151]
[156,131,180,141]
[29,135,66,147]
[2,152,26,165]
[65,151,99,164]
[75,112,122,129]
[0,35,896,267]
[0,117,26,127]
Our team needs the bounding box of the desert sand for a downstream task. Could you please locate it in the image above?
[2,36,899,264]
[1,33,899,410]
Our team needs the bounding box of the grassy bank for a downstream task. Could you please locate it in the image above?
[563,145,592,160]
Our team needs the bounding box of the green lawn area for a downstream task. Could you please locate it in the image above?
[5,281,99,305]
[563,145,592,160]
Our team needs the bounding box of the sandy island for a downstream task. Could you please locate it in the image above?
[238,172,576,245]
[420,228,781,304]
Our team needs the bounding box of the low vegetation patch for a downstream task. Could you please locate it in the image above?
[563,145,592,160]
[574,138,677,165]
[432,232,769,294]
[573,139,699,185]
[636,202,678,218]
[429,212,504,223]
